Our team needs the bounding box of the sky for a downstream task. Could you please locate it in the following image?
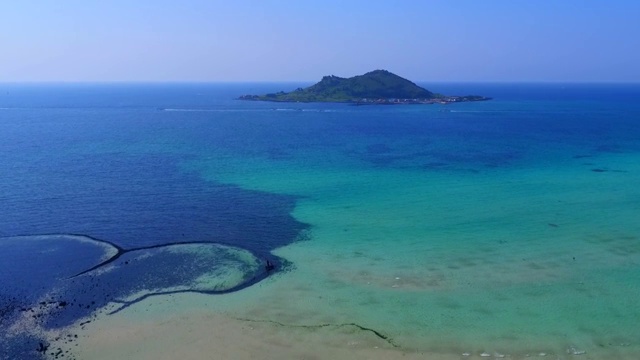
[1,0,639,82]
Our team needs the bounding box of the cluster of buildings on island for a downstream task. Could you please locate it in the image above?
[353,96,472,105]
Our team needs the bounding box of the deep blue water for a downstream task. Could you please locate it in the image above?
[0,83,313,360]
[1,83,639,359]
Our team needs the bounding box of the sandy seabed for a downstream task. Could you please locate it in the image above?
[50,289,640,360]
[55,308,459,360]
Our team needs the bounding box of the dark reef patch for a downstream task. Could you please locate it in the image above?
[0,153,307,252]
[590,168,629,173]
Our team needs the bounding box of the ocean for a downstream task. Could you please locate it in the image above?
[1,83,639,359]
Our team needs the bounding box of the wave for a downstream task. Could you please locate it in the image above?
[162,108,263,112]
[449,110,525,113]
[274,108,338,112]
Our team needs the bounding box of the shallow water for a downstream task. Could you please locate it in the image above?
[1,83,640,359]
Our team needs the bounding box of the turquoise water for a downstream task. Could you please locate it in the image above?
[1,83,640,358]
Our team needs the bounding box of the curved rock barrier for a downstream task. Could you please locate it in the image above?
[0,234,272,360]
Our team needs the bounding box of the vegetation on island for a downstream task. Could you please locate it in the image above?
[238,70,490,104]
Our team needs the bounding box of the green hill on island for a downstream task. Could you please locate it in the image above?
[239,70,490,104]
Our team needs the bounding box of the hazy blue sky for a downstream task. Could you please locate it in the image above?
[1,1,639,82]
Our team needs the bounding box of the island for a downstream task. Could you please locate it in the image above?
[238,70,490,105]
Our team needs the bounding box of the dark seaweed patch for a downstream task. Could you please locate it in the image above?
[234,317,399,348]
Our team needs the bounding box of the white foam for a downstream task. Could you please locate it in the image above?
[567,346,586,355]
[163,108,261,112]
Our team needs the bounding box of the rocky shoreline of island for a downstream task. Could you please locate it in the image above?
[238,94,491,105]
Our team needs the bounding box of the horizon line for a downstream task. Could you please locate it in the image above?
[1,80,640,85]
